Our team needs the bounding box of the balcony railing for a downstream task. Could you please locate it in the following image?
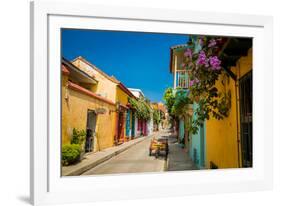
[174,70,189,89]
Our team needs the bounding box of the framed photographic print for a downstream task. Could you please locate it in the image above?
[30,0,273,205]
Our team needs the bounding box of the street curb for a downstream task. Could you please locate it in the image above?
[64,134,153,176]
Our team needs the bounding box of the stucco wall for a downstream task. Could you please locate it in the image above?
[72,58,117,103]
[62,77,116,152]
[205,75,239,168]
[116,86,129,105]
[134,116,140,137]
[189,103,206,168]
[147,117,154,136]
[206,48,252,169]
[62,75,70,145]
[179,119,185,141]
[116,86,131,139]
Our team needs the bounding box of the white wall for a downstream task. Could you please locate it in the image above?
[0,0,280,206]
[147,115,154,135]
[134,116,140,137]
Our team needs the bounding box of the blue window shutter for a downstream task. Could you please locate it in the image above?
[126,110,131,137]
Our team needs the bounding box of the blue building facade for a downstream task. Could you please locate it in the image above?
[179,119,185,143]
[170,36,206,168]
[189,103,206,168]
[126,109,131,137]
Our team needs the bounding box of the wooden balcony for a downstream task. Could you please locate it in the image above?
[173,70,189,89]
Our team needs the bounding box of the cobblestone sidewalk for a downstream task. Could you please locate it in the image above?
[166,135,198,171]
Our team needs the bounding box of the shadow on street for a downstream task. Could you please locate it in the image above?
[164,132,198,171]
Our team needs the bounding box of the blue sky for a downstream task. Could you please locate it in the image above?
[62,29,188,102]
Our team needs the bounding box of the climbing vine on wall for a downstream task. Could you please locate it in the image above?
[153,109,165,125]
[128,97,152,121]
[171,89,192,117]
[163,87,176,116]
[182,36,232,134]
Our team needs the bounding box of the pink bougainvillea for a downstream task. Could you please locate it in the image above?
[209,56,221,70]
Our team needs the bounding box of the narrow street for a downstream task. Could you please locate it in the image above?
[61,32,254,177]
[82,131,168,175]
[81,130,198,176]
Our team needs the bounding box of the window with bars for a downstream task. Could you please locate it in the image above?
[239,71,253,168]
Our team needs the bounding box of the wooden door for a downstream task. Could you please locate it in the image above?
[117,112,125,143]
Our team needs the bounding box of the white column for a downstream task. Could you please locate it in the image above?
[173,55,177,89]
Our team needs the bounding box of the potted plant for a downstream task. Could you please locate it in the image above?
[71,128,86,159]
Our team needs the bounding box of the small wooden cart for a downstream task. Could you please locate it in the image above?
[149,137,169,160]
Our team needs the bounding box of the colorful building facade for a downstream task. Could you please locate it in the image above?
[170,43,206,168]
[151,102,168,131]
[206,41,253,169]
[115,83,136,143]
[72,57,137,144]
[128,88,152,137]
[61,58,116,153]
[62,56,140,156]
[169,37,252,169]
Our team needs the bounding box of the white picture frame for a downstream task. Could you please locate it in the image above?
[30,0,273,205]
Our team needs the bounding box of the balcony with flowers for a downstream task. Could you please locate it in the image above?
[166,36,233,134]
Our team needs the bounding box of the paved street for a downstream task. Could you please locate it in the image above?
[60,33,253,178]
[167,135,198,171]
[82,131,168,175]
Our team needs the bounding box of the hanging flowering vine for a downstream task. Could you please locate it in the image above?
[128,97,152,121]
[182,36,231,134]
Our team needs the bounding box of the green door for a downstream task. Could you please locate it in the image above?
[131,112,135,137]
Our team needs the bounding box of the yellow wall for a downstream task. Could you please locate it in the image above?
[79,83,97,93]
[206,48,252,169]
[62,74,116,152]
[116,86,130,138]
[72,58,117,103]
[62,75,70,145]
[116,86,129,106]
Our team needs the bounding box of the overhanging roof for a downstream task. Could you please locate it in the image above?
[169,37,252,80]
[117,83,135,98]
[219,38,252,80]
[72,56,135,98]
[72,56,120,84]
[62,57,98,84]
[169,44,190,73]
[128,88,145,98]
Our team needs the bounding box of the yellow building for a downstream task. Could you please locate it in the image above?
[115,82,136,142]
[62,58,116,153]
[206,39,252,169]
[169,38,252,169]
[71,56,118,102]
[71,56,136,145]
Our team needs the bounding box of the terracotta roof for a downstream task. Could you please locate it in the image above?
[151,102,167,113]
[170,44,189,50]
[117,82,135,98]
[62,57,97,84]
[62,65,70,75]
